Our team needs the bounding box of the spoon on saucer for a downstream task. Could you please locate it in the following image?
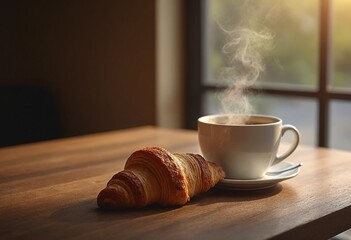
[266,162,303,175]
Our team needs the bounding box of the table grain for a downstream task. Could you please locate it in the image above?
[0,126,350,239]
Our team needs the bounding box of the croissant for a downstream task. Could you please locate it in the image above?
[97,146,225,209]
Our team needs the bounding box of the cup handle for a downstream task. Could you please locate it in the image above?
[272,124,300,166]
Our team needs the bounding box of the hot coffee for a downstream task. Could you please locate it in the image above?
[204,115,279,126]
[198,114,300,179]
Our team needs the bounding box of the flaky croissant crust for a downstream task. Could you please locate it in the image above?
[97,146,225,209]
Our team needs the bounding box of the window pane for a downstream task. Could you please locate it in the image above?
[202,91,317,146]
[331,0,351,91]
[330,100,351,150]
[204,0,318,89]
[254,95,317,146]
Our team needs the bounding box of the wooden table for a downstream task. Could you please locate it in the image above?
[0,126,350,239]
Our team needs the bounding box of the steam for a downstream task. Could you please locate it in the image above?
[218,26,273,124]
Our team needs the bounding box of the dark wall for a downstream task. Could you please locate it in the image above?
[0,0,156,145]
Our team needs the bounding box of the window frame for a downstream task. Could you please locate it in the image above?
[185,0,351,148]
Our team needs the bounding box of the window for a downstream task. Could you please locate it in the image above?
[186,0,351,150]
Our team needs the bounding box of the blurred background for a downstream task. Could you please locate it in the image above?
[1,0,351,152]
[201,0,351,151]
[0,0,159,147]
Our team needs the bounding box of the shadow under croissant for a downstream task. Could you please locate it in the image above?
[51,184,284,224]
[50,198,181,223]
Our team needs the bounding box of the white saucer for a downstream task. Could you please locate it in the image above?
[216,161,301,191]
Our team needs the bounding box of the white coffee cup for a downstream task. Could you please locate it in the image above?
[198,114,300,179]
